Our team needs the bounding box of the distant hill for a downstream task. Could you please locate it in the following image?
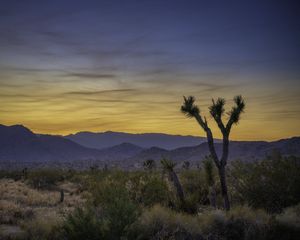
[129,138,300,167]
[97,143,144,160]
[65,131,209,150]
[0,124,299,169]
[0,124,101,166]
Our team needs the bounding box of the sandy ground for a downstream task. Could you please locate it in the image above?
[0,178,86,239]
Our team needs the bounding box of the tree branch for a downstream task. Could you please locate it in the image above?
[194,113,221,168]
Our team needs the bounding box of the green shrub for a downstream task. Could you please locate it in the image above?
[62,207,107,240]
[91,180,139,239]
[198,206,269,240]
[128,205,203,240]
[266,204,300,240]
[230,156,300,213]
[23,216,62,240]
[180,170,210,212]
[27,169,65,189]
[0,170,23,181]
[62,177,140,239]
[139,176,170,207]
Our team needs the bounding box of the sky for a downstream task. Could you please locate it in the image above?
[0,0,299,140]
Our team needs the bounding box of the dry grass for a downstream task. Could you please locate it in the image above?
[0,179,86,239]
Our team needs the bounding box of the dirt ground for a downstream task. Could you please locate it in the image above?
[0,179,86,239]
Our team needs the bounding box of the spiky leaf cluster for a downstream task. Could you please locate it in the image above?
[181,96,200,118]
[209,98,225,121]
[161,158,176,171]
[228,95,245,124]
[143,159,156,170]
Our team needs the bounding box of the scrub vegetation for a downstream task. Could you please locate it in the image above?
[0,153,299,240]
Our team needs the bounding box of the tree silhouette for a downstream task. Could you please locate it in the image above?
[181,95,245,210]
[161,158,185,207]
[182,161,190,170]
[143,159,156,171]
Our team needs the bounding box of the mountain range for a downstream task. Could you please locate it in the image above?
[0,124,299,169]
[65,131,209,150]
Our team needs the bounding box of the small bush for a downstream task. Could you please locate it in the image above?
[62,207,107,240]
[23,215,62,240]
[266,204,300,240]
[230,156,300,213]
[198,206,269,240]
[180,170,210,213]
[128,205,204,239]
[139,176,170,207]
[27,169,65,189]
[91,180,139,239]
[0,170,23,181]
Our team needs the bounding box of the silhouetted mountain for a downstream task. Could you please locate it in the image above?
[98,143,144,160]
[0,124,299,170]
[65,131,209,150]
[0,124,101,164]
[128,138,300,166]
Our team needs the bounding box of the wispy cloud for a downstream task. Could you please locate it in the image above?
[61,73,117,79]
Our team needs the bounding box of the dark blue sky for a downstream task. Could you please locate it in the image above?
[1,0,299,72]
[0,0,299,139]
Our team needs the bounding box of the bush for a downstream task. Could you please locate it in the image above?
[180,170,210,213]
[23,215,62,240]
[230,156,300,213]
[128,205,203,240]
[137,176,170,207]
[62,178,139,240]
[0,170,23,181]
[198,206,269,240]
[62,207,107,240]
[266,204,300,240]
[90,180,139,239]
[27,169,65,189]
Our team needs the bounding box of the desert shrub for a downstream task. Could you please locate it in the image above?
[266,204,300,240]
[230,155,300,213]
[27,169,65,189]
[62,207,107,240]
[139,176,170,207]
[90,180,139,239]
[62,178,139,240]
[198,206,269,240]
[128,205,203,240]
[0,170,23,181]
[180,170,210,213]
[23,215,62,240]
[87,170,170,208]
[0,200,34,225]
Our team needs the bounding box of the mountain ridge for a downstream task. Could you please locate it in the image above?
[65,131,211,150]
[0,124,299,169]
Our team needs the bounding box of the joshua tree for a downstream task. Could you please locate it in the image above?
[182,161,190,170]
[161,158,185,207]
[143,159,156,171]
[181,95,245,210]
[203,156,217,208]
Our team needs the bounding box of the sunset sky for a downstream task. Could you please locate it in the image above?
[0,0,299,140]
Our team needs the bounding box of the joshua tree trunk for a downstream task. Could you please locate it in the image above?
[218,166,230,210]
[168,170,185,206]
[209,185,217,209]
[206,130,231,210]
